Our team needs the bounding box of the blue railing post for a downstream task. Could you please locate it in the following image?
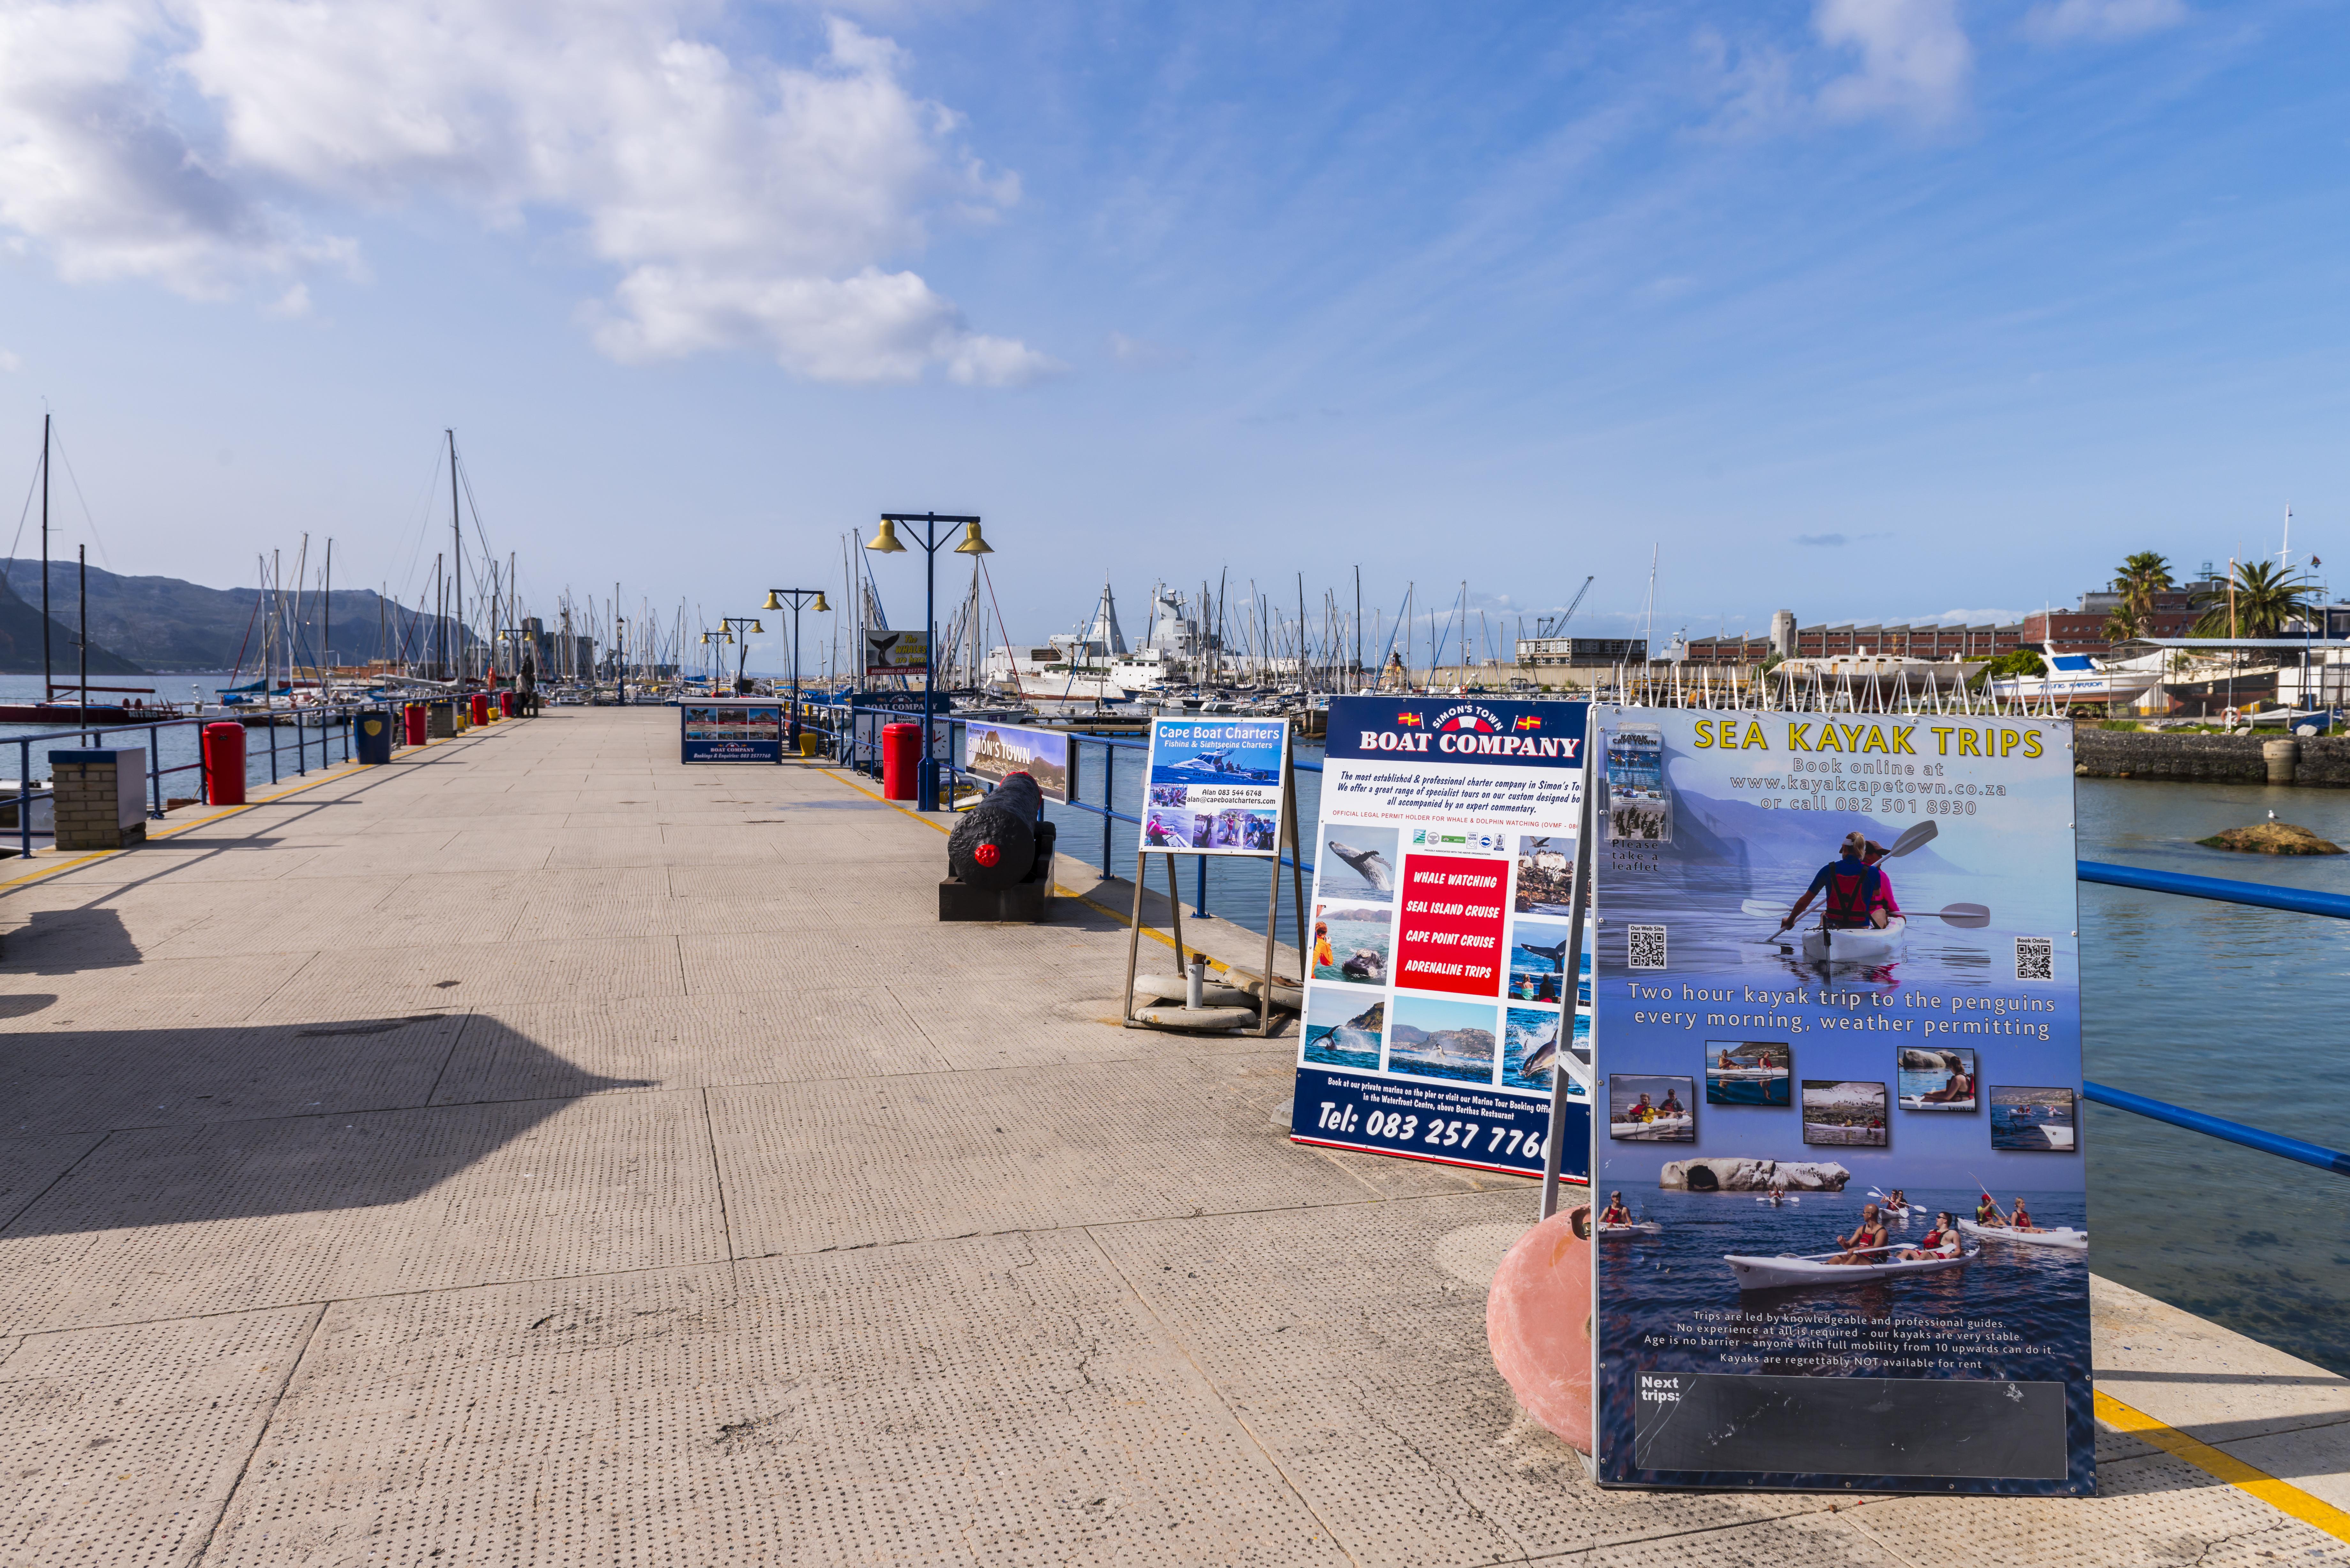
[1196,853,1207,917]
[17,737,28,861]
[1101,741,1113,870]
[269,718,278,784]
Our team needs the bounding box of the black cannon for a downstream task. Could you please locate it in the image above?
[941,771,1057,921]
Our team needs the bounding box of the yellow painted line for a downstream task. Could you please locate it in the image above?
[0,732,482,895]
[814,766,1219,968]
[2096,1390,2350,1542]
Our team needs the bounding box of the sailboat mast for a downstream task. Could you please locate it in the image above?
[322,539,333,707]
[40,413,50,698]
[449,430,463,684]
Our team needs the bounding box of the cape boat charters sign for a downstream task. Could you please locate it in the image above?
[680,701,782,763]
[962,720,1075,804]
[1289,696,1590,1179]
[1587,705,2090,1496]
[1141,717,1289,852]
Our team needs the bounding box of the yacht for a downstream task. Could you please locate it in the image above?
[1987,648,2163,705]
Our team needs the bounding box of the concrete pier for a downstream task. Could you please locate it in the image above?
[1,707,2344,1565]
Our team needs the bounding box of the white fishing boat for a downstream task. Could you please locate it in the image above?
[1725,1248,1976,1292]
[1989,649,2164,705]
[1776,652,1985,691]
[1957,1220,2087,1251]
[1800,916,1907,964]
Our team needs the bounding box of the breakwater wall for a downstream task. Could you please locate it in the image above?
[2074,729,2350,787]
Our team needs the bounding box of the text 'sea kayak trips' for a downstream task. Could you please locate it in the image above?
[1587,705,2092,1496]
[1289,696,1590,1179]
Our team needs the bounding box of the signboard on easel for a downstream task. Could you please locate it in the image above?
[681,701,782,763]
[1287,696,1590,1180]
[1586,705,2091,1496]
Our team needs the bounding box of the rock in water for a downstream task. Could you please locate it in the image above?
[1487,1206,1593,1454]
[948,772,1045,888]
[2196,822,2344,856]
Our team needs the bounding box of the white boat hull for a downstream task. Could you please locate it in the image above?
[1725,1248,1975,1291]
[1800,916,1907,964]
[1597,1222,1661,1235]
[1958,1219,2086,1251]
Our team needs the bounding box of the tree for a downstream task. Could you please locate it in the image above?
[1968,649,2047,691]
[2191,560,2315,640]
[2104,551,2174,642]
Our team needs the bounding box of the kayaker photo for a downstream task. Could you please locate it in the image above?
[2010,1197,2040,1233]
[1599,1191,1633,1225]
[1900,1213,1963,1261]
[1975,1193,2008,1227]
[1312,920,1334,971]
[1859,838,1905,918]
[1780,831,1891,933]
[1827,1202,1888,1265]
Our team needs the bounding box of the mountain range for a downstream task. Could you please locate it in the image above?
[0,561,477,674]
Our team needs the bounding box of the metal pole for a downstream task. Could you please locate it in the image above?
[921,515,938,810]
[1540,709,1597,1220]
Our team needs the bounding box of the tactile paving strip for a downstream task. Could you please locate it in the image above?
[0,1305,315,1568]
[203,1238,1347,1567]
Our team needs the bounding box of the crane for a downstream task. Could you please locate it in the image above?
[1533,576,1595,639]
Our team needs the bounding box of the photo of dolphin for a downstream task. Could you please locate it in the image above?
[1328,837,1395,892]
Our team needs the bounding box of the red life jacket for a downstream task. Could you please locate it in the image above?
[1824,863,1877,928]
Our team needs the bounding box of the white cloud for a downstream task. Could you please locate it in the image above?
[1106,332,1188,371]
[2023,0,2188,44]
[0,3,1052,384]
[1813,0,1973,128]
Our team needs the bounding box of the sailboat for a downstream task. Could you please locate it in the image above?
[0,416,177,724]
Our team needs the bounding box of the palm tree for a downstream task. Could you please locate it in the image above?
[2104,551,2174,641]
[2191,560,2315,639]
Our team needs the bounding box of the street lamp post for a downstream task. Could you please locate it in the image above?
[718,617,763,693]
[615,617,627,706]
[864,512,991,811]
[761,589,832,747]
[699,629,731,693]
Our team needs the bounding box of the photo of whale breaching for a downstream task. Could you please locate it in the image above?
[1503,1006,1582,1093]
[1603,723,1671,843]
[1514,834,1575,914]
[1608,1073,1694,1141]
[1992,1085,2078,1151]
[1506,917,1574,1003]
[1312,901,1392,987]
[1802,1080,1888,1146]
[1901,1046,1979,1111]
[1320,825,1398,904]
[1301,993,1383,1071]
[1384,995,1497,1085]
[1704,1041,1792,1106]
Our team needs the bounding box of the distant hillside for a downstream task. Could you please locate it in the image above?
[0,560,477,672]
[0,571,142,675]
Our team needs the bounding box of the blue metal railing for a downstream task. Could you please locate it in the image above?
[2081,1082,2350,1177]
[2078,859,2350,921]
[803,700,1326,916]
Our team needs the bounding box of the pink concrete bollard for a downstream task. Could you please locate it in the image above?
[1486,1203,1594,1453]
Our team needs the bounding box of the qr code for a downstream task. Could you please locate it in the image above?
[2014,937,2053,982]
[1628,924,1668,970]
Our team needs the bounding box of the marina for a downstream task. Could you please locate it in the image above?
[0,706,2342,1562]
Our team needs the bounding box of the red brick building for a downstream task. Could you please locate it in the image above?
[1683,622,2022,664]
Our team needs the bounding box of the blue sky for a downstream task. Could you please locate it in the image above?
[0,0,2342,670]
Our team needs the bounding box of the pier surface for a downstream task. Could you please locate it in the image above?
[1,707,2343,1566]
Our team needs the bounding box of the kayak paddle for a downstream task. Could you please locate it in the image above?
[1739,897,1989,928]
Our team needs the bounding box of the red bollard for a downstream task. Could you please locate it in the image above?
[499,691,517,717]
[404,704,428,746]
[202,721,247,805]
[881,722,921,800]
[471,693,491,726]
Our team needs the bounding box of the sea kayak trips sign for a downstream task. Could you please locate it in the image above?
[1141,716,1289,852]
[1586,706,2090,1495]
[1288,697,1591,1179]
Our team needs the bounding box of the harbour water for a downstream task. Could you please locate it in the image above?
[1029,722,2349,1375]
[0,672,368,805]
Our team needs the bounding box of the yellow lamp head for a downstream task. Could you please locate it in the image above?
[762,590,782,611]
[748,620,766,635]
[953,520,993,556]
[812,591,831,614]
[865,517,907,554]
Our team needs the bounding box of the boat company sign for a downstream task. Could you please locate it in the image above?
[1288,697,1590,1179]
[1586,705,2090,1495]
[680,702,782,763]
[1141,716,1289,853]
